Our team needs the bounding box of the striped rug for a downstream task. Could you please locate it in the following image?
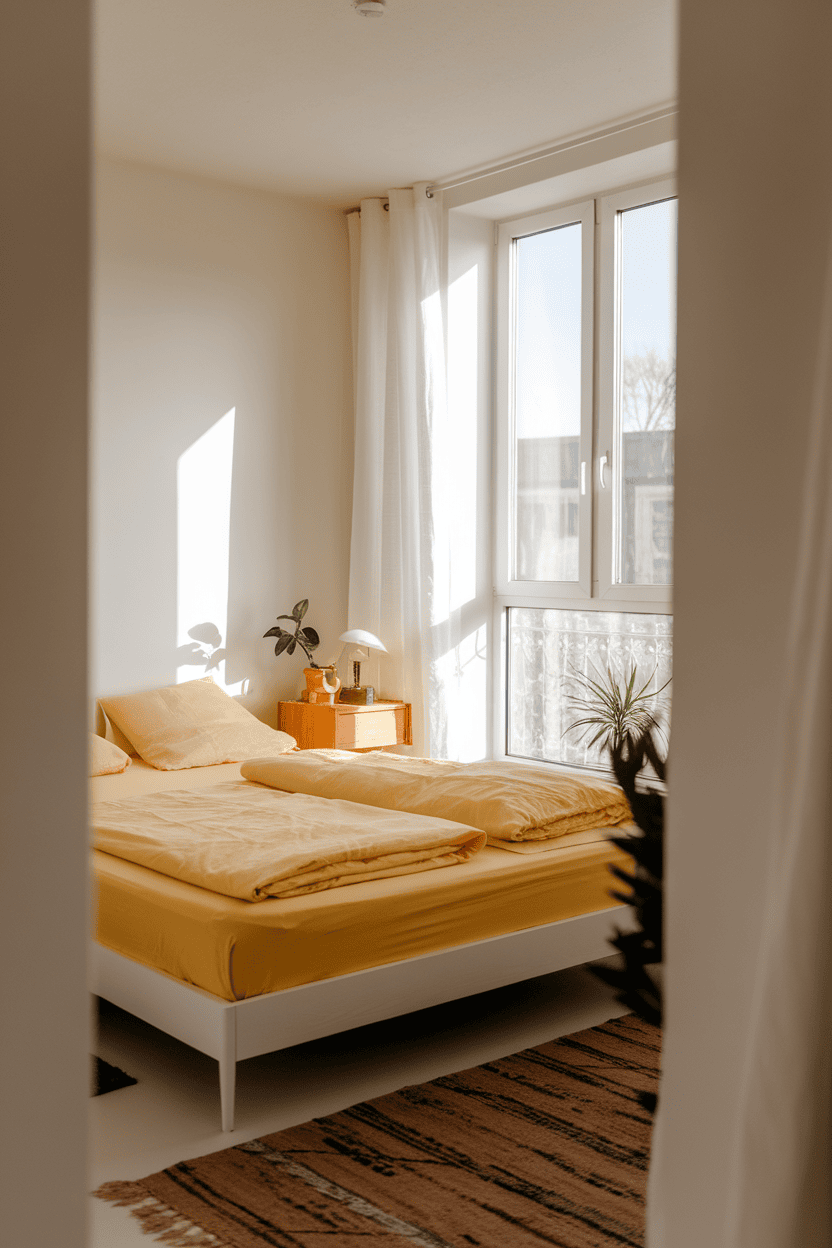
[95,1014,659,1247]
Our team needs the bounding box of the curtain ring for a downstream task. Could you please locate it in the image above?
[425,186,434,199]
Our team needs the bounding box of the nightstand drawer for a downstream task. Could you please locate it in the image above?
[334,706,407,749]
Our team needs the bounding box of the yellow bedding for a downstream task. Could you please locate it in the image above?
[92,782,485,899]
[94,828,630,1001]
[91,756,631,1002]
[241,750,631,849]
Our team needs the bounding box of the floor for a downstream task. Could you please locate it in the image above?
[89,961,627,1246]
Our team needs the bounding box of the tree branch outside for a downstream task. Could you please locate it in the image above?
[622,349,676,431]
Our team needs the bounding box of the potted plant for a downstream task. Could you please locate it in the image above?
[263,600,340,702]
[563,660,670,755]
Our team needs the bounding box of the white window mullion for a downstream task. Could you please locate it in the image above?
[577,203,595,598]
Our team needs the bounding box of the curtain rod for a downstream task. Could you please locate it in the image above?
[431,105,677,193]
[344,185,435,215]
[343,108,675,214]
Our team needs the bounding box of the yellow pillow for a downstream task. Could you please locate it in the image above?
[98,678,297,771]
[89,733,131,777]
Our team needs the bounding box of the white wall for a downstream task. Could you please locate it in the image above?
[0,3,90,1246]
[654,0,832,1242]
[92,159,353,721]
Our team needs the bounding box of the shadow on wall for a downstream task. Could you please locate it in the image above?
[176,621,250,696]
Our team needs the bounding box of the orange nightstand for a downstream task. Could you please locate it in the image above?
[278,700,412,752]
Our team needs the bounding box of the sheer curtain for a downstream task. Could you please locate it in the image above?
[722,230,832,1247]
[347,185,464,757]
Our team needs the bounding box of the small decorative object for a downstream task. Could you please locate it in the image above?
[303,665,341,705]
[335,628,387,705]
[263,599,321,665]
[563,660,671,754]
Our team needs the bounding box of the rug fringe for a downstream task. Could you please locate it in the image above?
[93,1181,228,1247]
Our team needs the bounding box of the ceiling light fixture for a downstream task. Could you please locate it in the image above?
[353,0,386,16]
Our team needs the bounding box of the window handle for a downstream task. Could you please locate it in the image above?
[599,452,610,489]
[580,461,587,496]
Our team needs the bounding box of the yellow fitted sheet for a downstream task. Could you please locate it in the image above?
[91,757,631,1002]
[91,756,246,799]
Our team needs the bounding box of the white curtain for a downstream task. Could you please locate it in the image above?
[347,185,464,757]
[721,232,832,1245]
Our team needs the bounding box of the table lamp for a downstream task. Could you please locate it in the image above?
[336,629,387,705]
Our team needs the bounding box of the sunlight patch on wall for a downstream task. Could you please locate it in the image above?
[176,408,246,694]
[435,623,488,761]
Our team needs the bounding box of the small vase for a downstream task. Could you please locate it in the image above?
[304,666,341,705]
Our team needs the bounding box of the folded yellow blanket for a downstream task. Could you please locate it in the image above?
[91,781,486,900]
[240,751,631,847]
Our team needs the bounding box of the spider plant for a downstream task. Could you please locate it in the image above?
[563,660,670,754]
[263,599,321,667]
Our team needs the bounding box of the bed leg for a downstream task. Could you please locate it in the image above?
[219,1008,237,1132]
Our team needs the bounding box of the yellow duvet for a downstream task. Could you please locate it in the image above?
[240,750,632,850]
[91,781,486,900]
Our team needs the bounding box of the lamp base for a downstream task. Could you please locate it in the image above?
[338,685,375,705]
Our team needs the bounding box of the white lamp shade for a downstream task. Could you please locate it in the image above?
[338,628,387,653]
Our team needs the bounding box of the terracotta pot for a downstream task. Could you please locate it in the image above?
[304,666,341,705]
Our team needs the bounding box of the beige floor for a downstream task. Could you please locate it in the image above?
[89,961,627,1246]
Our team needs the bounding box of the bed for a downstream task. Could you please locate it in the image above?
[89,681,634,1131]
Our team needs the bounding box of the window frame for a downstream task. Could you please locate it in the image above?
[491,177,677,767]
[494,199,596,602]
[596,177,677,605]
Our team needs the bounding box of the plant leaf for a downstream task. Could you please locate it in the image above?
[300,627,319,648]
[563,656,671,757]
[633,664,659,701]
[286,638,297,655]
[264,625,290,639]
[292,599,308,622]
[575,673,610,701]
[625,664,638,703]
[274,634,293,656]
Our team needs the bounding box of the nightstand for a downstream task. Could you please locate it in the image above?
[278,700,412,751]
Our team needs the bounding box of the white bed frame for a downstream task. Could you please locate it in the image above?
[90,903,630,1131]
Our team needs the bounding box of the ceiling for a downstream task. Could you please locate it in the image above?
[95,0,677,208]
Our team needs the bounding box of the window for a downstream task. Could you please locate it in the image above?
[496,200,595,599]
[494,179,676,769]
[597,185,677,599]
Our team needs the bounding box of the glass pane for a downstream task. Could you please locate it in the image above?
[514,223,582,582]
[507,607,672,770]
[616,198,677,585]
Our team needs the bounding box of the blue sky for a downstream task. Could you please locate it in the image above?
[516,221,582,441]
[515,198,677,440]
[621,197,677,361]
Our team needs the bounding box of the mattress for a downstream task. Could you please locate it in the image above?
[92,758,631,1002]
